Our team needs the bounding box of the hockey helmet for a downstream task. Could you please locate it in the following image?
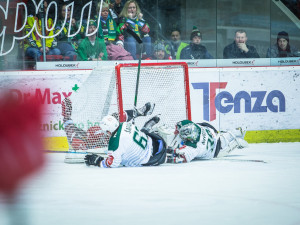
[100,115,119,134]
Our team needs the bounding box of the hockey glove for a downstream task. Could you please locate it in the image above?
[84,154,104,167]
[166,154,187,163]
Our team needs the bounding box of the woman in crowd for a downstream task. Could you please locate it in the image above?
[116,0,152,59]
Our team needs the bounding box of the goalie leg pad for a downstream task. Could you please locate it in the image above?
[216,128,248,158]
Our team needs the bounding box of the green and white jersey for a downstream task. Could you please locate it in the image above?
[174,120,218,162]
[107,122,153,167]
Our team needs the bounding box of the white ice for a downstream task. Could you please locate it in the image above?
[1,142,300,225]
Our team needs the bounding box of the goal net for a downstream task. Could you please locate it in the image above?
[66,62,191,151]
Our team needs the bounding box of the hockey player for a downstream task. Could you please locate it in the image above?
[162,120,248,163]
[62,98,167,167]
[84,115,167,168]
[62,97,155,151]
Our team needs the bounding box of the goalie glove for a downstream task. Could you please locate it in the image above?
[84,154,104,167]
[166,147,187,163]
[166,154,187,164]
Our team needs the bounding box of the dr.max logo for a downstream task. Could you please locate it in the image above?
[192,82,286,121]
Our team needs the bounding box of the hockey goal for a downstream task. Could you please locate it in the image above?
[69,62,191,133]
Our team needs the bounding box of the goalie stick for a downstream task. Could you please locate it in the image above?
[125,28,143,124]
[213,158,267,163]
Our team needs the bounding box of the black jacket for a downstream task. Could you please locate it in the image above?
[180,43,213,59]
[223,41,260,59]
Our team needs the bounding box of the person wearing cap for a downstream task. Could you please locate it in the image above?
[223,30,260,59]
[266,31,299,58]
[180,26,213,60]
[77,20,108,61]
[165,28,189,60]
[151,42,172,60]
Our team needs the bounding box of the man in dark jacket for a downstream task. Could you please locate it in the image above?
[180,26,213,60]
[223,30,260,59]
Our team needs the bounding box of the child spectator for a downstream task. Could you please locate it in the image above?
[151,41,172,60]
[116,0,152,59]
[24,0,61,61]
[165,28,189,60]
[97,2,118,42]
[77,20,108,61]
[266,31,299,58]
[180,26,213,59]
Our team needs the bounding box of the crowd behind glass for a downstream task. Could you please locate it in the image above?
[0,0,300,70]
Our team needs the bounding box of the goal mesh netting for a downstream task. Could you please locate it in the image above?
[67,62,191,150]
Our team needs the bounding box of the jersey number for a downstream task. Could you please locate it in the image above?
[205,130,215,152]
[133,131,148,150]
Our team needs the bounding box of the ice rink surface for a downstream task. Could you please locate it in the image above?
[1,142,300,225]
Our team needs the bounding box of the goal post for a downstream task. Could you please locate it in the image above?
[115,62,191,128]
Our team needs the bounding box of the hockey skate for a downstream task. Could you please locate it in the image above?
[134,102,155,118]
[141,115,160,133]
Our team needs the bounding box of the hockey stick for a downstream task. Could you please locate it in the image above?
[125,28,143,124]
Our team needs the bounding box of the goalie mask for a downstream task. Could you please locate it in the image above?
[176,121,200,143]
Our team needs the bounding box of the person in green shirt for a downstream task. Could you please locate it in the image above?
[77,20,108,61]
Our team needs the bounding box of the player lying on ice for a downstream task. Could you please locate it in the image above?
[162,120,249,163]
[62,98,167,166]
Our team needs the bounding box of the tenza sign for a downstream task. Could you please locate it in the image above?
[192,82,286,121]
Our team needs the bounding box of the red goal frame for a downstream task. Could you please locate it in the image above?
[115,62,191,122]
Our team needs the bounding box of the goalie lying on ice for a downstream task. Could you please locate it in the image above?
[158,120,249,163]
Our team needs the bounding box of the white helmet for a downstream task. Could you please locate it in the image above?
[100,115,119,134]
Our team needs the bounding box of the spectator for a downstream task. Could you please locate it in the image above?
[96,2,133,60]
[77,20,108,61]
[165,28,189,60]
[150,41,172,60]
[266,31,299,58]
[108,0,124,23]
[223,30,260,59]
[180,26,213,59]
[55,4,82,61]
[24,0,61,61]
[97,2,118,42]
[117,0,152,59]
